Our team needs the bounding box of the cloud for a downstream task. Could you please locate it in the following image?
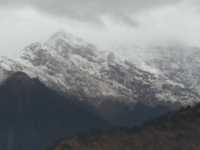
[0,0,183,26]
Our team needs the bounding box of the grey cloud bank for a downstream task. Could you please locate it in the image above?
[0,0,182,25]
[0,0,200,57]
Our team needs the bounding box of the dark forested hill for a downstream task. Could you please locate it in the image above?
[0,72,108,150]
[52,103,200,150]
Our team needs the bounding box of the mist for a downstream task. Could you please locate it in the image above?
[0,0,200,57]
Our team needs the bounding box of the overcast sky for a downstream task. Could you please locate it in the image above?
[0,0,200,57]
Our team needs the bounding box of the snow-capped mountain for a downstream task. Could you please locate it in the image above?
[0,31,199,107]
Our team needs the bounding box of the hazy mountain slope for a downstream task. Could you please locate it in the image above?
[51,102,200,150]
[0,72,108,150]
[146,45,200,94]
[116,44,200,105]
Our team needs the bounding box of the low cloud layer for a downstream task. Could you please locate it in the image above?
[0,0,200,57]
[0,0,183,25]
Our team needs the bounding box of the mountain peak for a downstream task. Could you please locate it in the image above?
[45,30,91,49]
[51,30,79,44]
[50,30,74,41]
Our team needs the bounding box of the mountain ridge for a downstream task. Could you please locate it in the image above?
[0,31,198,106]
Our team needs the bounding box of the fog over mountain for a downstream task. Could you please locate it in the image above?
[0,30,200,150]
[0,1,200,150]
[0,0,200,57]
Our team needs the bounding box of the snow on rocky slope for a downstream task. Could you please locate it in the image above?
[0,32,199,106]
